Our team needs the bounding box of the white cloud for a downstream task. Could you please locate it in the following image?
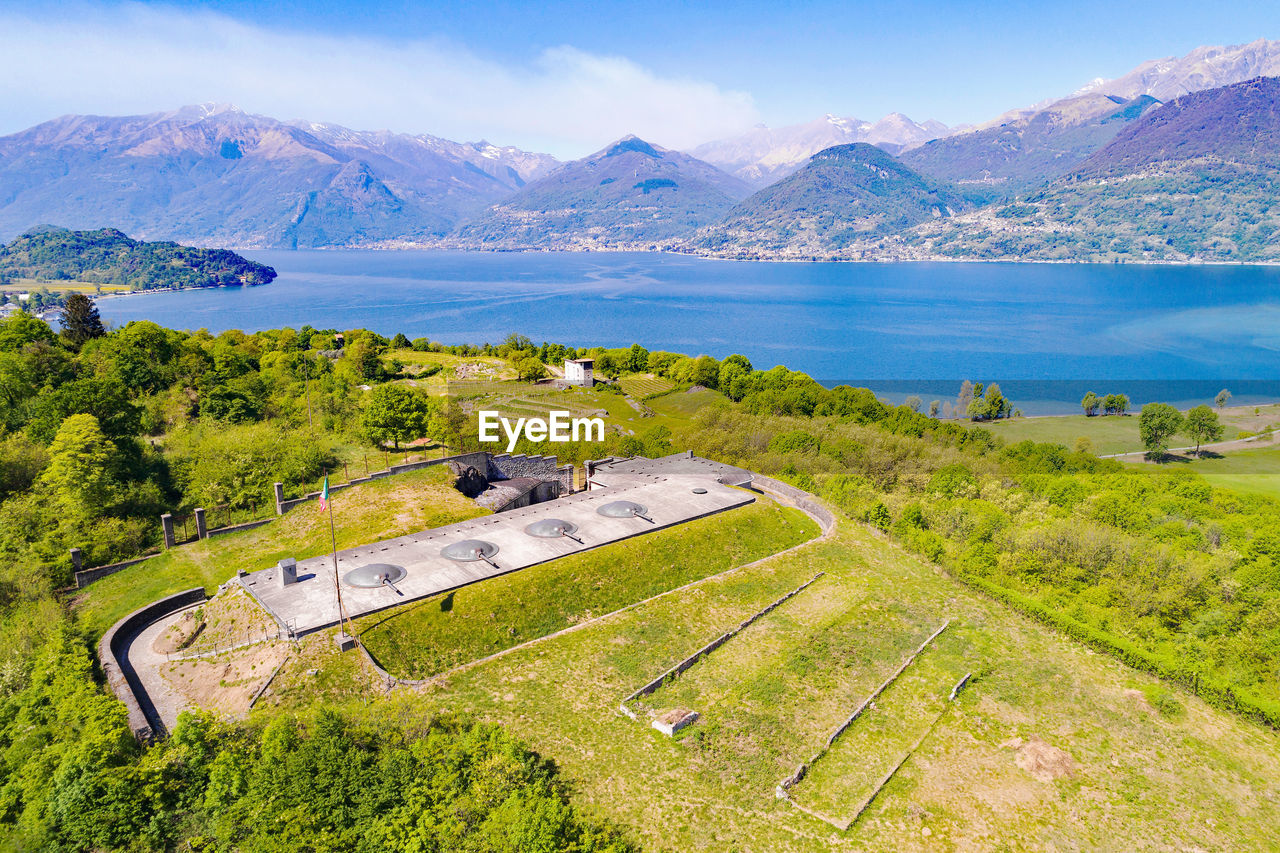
[0,3,760,157]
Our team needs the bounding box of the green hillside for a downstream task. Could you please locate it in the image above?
[695,142,970,257]
[910,77,1280,261]
[0,226,276,289]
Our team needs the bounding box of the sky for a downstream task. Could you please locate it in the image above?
[0,0,1277,157]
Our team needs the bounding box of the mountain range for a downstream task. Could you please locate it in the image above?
[450,136,750,250]
[0,104,556,248]
[694,143,968,258]
[904,75,1280,262]
[0,39,1279,260]
[690,113,950,188]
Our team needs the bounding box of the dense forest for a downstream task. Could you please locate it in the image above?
[0,301,1277,848]
[0,227,276,290]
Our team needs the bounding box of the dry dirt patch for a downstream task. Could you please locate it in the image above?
[1010,735,1075,783]
[161,642,291,719]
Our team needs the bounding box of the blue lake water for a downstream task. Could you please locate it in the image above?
[95,250,1280,414]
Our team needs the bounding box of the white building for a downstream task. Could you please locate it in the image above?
[564,358,594,386]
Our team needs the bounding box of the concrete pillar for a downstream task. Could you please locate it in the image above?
[161,513,175,549]
[278,557,297,588]
[194,507,208,540]
[274,482,285,515]
[69,547,82,574]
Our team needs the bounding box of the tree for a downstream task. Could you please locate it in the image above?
[1081,391,1100,417]
[0,312,55,352]
[39,414,117,517]
[967,383,1012,421]
[1184,405,1224,457]
[59,293,105,347]
[928,400,940,418]
[904,395,922,413]
[1215,389,1232,410]
[1138,402,1183,460]
[362,384,432,449]
[1102,393,1130,416]
[391,332,411,349]
[514,356,547,382]
[956,380,974,415]
[626,343,649,373]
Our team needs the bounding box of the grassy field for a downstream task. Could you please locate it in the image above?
[370,515,1280,851]
[357,499,818,678]
[73,466,486,640]
[1143,443,1280,500]
[979,403,1280,456]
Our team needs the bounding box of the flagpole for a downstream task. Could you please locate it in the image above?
[323,469,350,636]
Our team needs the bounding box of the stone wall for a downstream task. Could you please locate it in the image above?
[487,453,565,483]
[277,450,493,513]
[98,587,208,740]
[75,554,158,589]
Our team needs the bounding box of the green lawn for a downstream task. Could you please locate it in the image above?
[73,466,486,640]
[371,518,1280,851]
[357,499,819,679]
[1150,444,1280,500]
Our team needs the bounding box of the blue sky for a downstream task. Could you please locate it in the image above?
[0,0,1277,156]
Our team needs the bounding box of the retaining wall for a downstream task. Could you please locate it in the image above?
[98,587,207,741]
[751,475,836,533]
[278,451,493,513]
[76,554,158,589]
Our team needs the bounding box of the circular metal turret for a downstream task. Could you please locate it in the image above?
[597,500,649,519]
[440,539,499,561]
[524,518,580,538]
[343,563,407,588]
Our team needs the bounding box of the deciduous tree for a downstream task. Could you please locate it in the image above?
[362,384,433,449]
[1184,404,1224,457]
[1139,402,1183,460]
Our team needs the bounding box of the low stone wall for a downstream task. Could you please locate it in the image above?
[751,475,836,532]
[278,451,493,513]
[621,573,825,715]
[75,554,158,589]
[208,518,273,539]
[98,587,207,741]
[775,620,950,803]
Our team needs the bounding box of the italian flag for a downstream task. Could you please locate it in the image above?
[318,475,329,512]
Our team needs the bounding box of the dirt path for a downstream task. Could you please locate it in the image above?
[1101,428,1279,461]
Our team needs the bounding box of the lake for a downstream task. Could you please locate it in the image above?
[95,250,1280,414]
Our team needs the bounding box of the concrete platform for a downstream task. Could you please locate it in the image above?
[240,468,754,636]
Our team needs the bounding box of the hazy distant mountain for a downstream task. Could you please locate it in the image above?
[909,76,1280,261]
[900,93,1161,196]
[1075,38,1280,102]
[690,114,949,188]
[0,104,558,248]
[693,143,968,258]
[451,136,751,249]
